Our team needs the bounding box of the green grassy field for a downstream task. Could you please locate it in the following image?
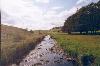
[49,32,100,65]
[1,25,45,65]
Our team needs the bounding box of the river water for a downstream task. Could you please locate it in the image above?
[19,35,73,66]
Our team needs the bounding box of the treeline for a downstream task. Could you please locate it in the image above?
[62,1,100,34]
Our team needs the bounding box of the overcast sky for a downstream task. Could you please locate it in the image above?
[1,0,99,30]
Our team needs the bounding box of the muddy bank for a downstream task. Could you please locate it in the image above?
[13,35,74,66]
[6,36,45,66]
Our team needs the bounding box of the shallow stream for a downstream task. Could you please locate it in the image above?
[19,35,73,66]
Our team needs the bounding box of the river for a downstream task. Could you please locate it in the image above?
[19,35,73,66]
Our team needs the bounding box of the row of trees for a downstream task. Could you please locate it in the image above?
[62,1,100,34]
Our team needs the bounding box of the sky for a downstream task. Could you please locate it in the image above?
[1,0,99,30]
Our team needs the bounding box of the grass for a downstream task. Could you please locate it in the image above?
[1,24,45,66]
[1,24,100,65]
[49,32,100,65]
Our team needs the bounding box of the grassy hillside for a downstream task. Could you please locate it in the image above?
[49,32,100,65]
[1,24,45,66]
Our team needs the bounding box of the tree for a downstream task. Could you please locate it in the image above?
[62,1,100,34]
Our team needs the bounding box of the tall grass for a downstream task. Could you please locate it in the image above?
[1,25,45,66]
[50,32,100,65]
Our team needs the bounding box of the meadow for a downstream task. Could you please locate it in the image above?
[1,25,45,66]
[1,24,100,66]
[49,32,100,65]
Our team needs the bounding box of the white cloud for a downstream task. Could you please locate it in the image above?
[51,6,63,10]
[35,0,50,3]
[1,0,82,30]
[1,0,65,30]
[76,0,92,5]
[76,0,85,5]
[1,0,51,30]
[43,6,81,27]
[60,6,81,19]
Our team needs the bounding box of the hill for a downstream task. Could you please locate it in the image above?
[1,24,45,66]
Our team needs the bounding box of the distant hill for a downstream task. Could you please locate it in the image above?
[50,27,62,32]
[62,1,100,34]
[1,24,44,65]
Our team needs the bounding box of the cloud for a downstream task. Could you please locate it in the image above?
[35,0,50,3]
[43,6,81,27]
[1,0,66,30]
[1,0,94,30]
[76,0,99,5]
[1,0,57,30]
[51,6,63,10]
[76,0,91,5]
[1,0,81,30]
[1,0,51,30]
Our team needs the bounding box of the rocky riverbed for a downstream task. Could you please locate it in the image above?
[14,35,74,66]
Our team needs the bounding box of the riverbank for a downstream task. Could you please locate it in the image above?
[50,32,100,65]
[1,25,45,66]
